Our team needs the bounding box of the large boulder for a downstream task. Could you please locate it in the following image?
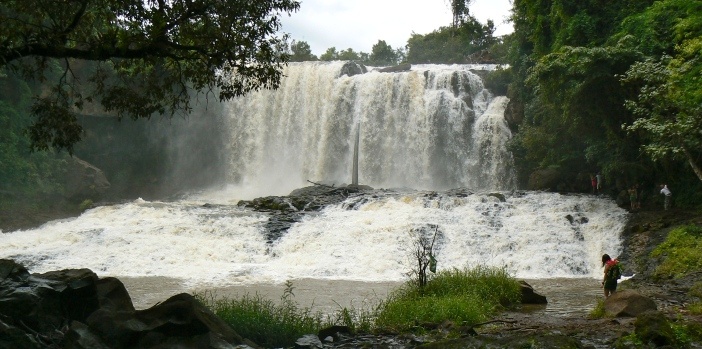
[634,311,677,347]
[519,280,548,304]
[62,156,111,201]
[604,289,657,317]
[0,259,254,349]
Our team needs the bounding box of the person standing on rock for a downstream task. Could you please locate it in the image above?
[601,254,619,298]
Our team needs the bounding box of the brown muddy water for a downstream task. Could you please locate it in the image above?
[120,277,605,317]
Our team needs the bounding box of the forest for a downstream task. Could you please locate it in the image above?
[1,0,701,228]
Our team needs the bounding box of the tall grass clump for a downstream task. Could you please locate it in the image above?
[651,225,702,279]
[195,281,326,348]
[374,266,521,332]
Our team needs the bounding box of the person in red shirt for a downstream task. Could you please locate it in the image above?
[601,254,619,298]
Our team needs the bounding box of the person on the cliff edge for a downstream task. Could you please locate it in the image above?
[602,254,619,298]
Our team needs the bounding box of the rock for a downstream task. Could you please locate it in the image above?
[295,333,323,348]
[527,168,561,191]
[0,260,253,349]
[604,289,657,317]
[340,61,366,77]
[519,280,548,304]
[377,63,411,73]
[634,311,677,347]
[62,156,111,201]
[317,325,351,342]
[488,192,506,202]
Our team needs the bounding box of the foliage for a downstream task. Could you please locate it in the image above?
[650,225,702,279]
[407,225,441,288]
[406,18,496,64]
[588,298,606,319]
[320,47,339,61]
[374,267,521,332]
[369,40,398,66]
[0,0,300,153]
[506,0,702,194]
[195,281,327,349]
[79,199,93,212]
[617,1,702,182]
[288,40,318,62]
[0,73,68,203]
[483,66,511,96]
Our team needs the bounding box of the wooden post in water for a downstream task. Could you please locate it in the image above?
[352,122,360,185]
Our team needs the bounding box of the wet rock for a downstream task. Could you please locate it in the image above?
[377,63,411,73]
[340,61,366,77]
[0,260,253,349]
[634,311,676,347]
[488,192,506,202]
[519,280,548,304]
[318,325,351,342]
[295,333,323,348]
[62,157,111,201]
[604,289,657,317]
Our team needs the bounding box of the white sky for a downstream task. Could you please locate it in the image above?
[280,0,513,56]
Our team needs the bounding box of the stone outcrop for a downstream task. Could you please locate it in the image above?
[519,280,548,304]
[0,259,254,349]
[377,63,411,73]
[604,289,657,317]
[62,156,111,201]
[339,61,367,77]
[634,311,678,347]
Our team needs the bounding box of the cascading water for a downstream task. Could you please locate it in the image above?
[0,62,628,312]
[0,192,626,285]
[224,62,516,198]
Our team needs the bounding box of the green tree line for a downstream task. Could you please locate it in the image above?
[506,0,702,206]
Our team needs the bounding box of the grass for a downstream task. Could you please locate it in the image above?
[196,266,522,346]
[650,225,702,279]
[588,298,607,319]
[195,281,327,348]
[374,266,521,332]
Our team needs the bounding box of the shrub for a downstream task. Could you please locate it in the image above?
[650,225,702,279]
[374,266,521,332]
[195,281,326,348]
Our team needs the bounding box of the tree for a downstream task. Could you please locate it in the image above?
[0,0,300,153]
[319,47,339,61]
[408,224,441,288]
[289,40,318,62]
[337,48,361,61]
[369,40,397,66]
[450,0,473,29]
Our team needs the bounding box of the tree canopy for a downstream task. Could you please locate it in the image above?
[0,0,300,153]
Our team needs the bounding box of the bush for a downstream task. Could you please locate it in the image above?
[374,266,521,332]
[650,225,702,279]
[195,281,327,348]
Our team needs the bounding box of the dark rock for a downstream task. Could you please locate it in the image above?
[62,157,111,201]
[488,192,506,202]
[604,289,657,317]
[0,261,253,349]
[634,311,676,347]
[340,61,366,77]
[519,280,548,304]
[318,325,351,342]
[377,63,411,73]
[528,168,561,191]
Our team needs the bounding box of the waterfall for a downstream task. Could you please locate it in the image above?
[0,192,626,286]
[223,62,515,198]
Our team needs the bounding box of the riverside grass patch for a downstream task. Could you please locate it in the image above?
[374,266,521,332]
[195,282,327,349]
[651,225,702,279]
[196,266,521,346]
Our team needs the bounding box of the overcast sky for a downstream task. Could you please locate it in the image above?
[280,0,513,56]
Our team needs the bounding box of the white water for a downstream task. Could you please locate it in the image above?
[1,192,627,289]
[223,62,515,199]
[1,62,628,312]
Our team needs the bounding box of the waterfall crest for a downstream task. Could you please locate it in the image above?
[224,62,515,198]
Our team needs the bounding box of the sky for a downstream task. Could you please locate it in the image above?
[280,0,514,57]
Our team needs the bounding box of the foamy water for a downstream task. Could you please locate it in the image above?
[1,191,627,290]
